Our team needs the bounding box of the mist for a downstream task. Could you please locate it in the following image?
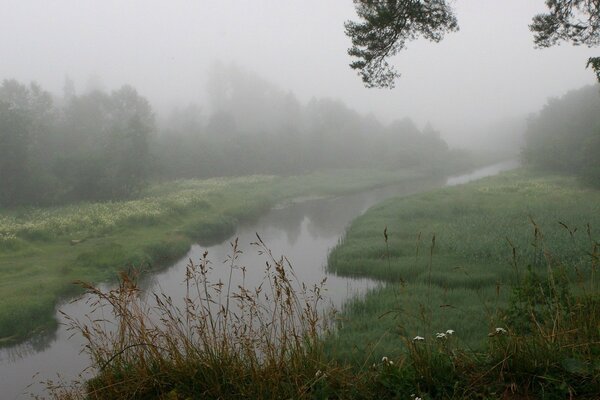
[3,2,600,399]
[1,0,596,148]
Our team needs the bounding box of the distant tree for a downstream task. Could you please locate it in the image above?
[522,84,600,186]
[0,101,30,207]
[0,80,58,206]
[106,85,154,197]
[346,0,600,88]
[57,86,154,200]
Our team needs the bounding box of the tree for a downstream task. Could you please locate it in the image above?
[530,0,600,81]
[345,0,458,88]
[346,0,600,88]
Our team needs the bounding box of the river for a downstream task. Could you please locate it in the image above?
[0,160,518,399]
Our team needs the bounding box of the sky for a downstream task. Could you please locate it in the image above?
[0,0,597,147]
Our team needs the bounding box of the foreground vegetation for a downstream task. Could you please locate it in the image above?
[0,168,432,344]
[47,169,599,399]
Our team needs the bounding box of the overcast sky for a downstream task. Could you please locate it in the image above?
[1,0,597,146]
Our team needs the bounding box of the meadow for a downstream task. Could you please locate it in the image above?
[0,168,425,343]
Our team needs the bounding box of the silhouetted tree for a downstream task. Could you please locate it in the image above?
[346,0,600,88]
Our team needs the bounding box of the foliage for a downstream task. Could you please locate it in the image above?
[0,72,475,208]
[522,84,600,186]
[0,80,154,206]
[346,0,600,87]
[155,65,468,180]
[531,0,600,79]
[344,0,458,89]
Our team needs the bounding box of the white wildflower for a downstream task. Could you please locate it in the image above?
[495,327,507,334]
[315,370,322,378]
[413,335,425,341]
[446,329,455,335]
[436,332,447,339]
[382,356,389,363]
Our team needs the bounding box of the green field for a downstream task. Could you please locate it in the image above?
[0,168,427,343]
[328,168,600,360]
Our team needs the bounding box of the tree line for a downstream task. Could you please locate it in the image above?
[522,84,600,186]
[0,69,469,208]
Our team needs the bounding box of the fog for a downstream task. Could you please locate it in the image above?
[1,0,596,147]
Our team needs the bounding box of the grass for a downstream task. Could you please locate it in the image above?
[324,168,600,398]
[46,168,600,399]
[327,169,600,353]
[0,168,428,343]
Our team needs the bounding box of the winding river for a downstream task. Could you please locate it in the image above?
[0,160,518,399]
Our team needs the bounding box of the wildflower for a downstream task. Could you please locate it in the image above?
[413,335,425,341]
[446,329,455,335]
[315,370,322,378]
[495,327,507,334]
[436,332,447,339]
[382,356,389,363]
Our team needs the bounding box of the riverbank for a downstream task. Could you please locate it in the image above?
[0,168,431,343]
[44,167,600,399]
[324,167,600,397]
[328,168,600,356]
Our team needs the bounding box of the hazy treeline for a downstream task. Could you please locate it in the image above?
[0,80,153,206]
[0,66,467,207]
[157,65,467,178]
[522,85,600,186]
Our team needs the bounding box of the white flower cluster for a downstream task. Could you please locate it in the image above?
[413,329,455,342]
[381,356,394,365]
[0,231,17,242]
[0,176,275,240]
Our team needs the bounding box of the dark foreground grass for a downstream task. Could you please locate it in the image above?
[0,168,427,344]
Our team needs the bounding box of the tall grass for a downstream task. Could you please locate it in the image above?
[47,236,339,399]
[47,226,600,399]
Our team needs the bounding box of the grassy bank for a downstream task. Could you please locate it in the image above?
[328,169,600,357]
[324,168,600,397]
[0,168,427,343]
